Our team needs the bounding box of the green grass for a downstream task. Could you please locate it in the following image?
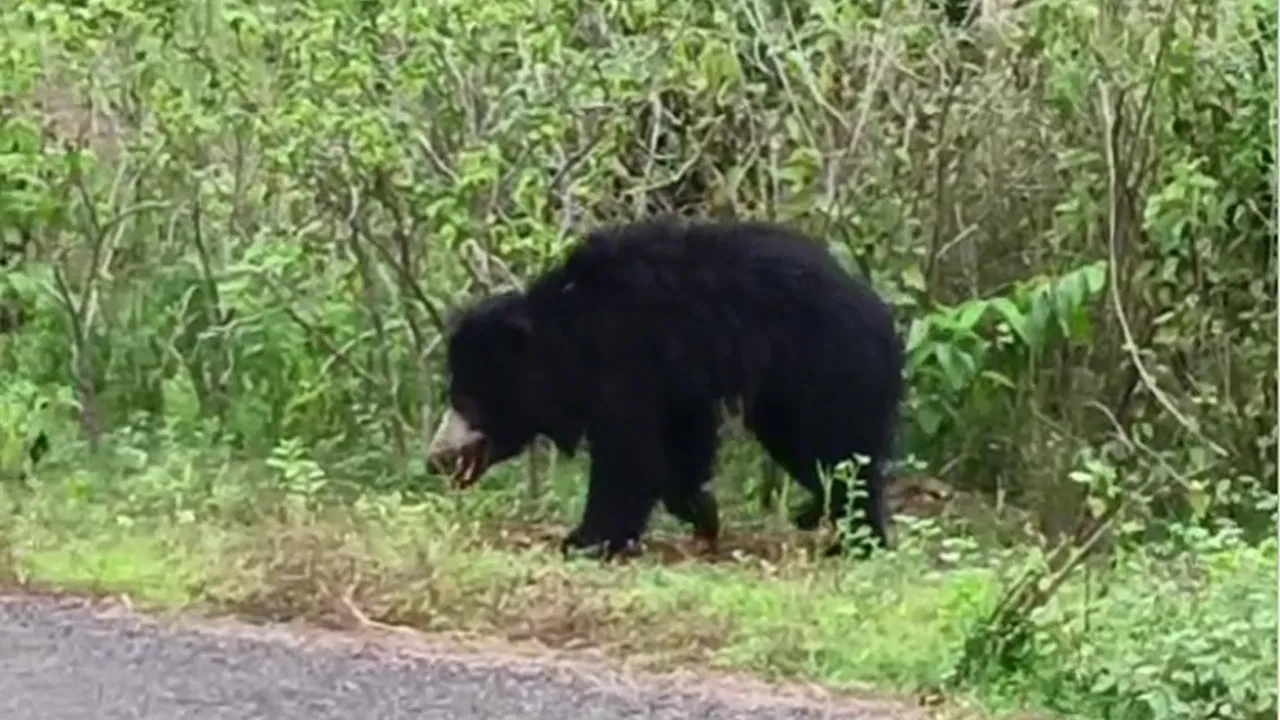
[3,446,1275,720]
[0,0,1273,718]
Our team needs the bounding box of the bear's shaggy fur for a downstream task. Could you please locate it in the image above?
[427,218,905,559]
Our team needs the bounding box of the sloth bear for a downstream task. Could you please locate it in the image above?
[428,218,904,559]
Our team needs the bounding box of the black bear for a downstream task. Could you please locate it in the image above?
[427,218,905,559]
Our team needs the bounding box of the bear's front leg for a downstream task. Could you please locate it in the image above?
[560,525,641,560]
[561,425,664,561]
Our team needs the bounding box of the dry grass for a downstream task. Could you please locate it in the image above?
[201,510,826,664]
[0,474,1023,717]
[4,465,1273,720]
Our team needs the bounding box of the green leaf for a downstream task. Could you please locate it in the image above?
[989,297,1028,344]
[905,318,930,354]
[954,299,988,334]
[901,264,927,293]
[933,344,969,391]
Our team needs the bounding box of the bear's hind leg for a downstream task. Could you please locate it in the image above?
[662,489,720,554]
[742,396,829,531]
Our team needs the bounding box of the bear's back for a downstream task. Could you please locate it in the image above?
[550,218,860,307]
[521,219,897,405]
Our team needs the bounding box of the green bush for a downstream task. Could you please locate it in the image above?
[0,0,1274,717]
[1027,529,1278,720]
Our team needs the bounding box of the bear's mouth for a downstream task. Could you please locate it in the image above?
[445,439,490,488]
[427,408,492,489]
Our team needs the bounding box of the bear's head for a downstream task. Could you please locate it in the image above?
[427,292,535,487]
[427,290,581,488]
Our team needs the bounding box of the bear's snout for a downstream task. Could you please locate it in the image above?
[427,408,490,488]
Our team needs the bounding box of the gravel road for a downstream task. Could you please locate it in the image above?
[0,595,922,720]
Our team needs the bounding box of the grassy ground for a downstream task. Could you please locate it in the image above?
[0,0,1272,717]
[2,443,1275,720]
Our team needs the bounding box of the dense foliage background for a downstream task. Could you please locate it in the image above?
[1,0,1275,718]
